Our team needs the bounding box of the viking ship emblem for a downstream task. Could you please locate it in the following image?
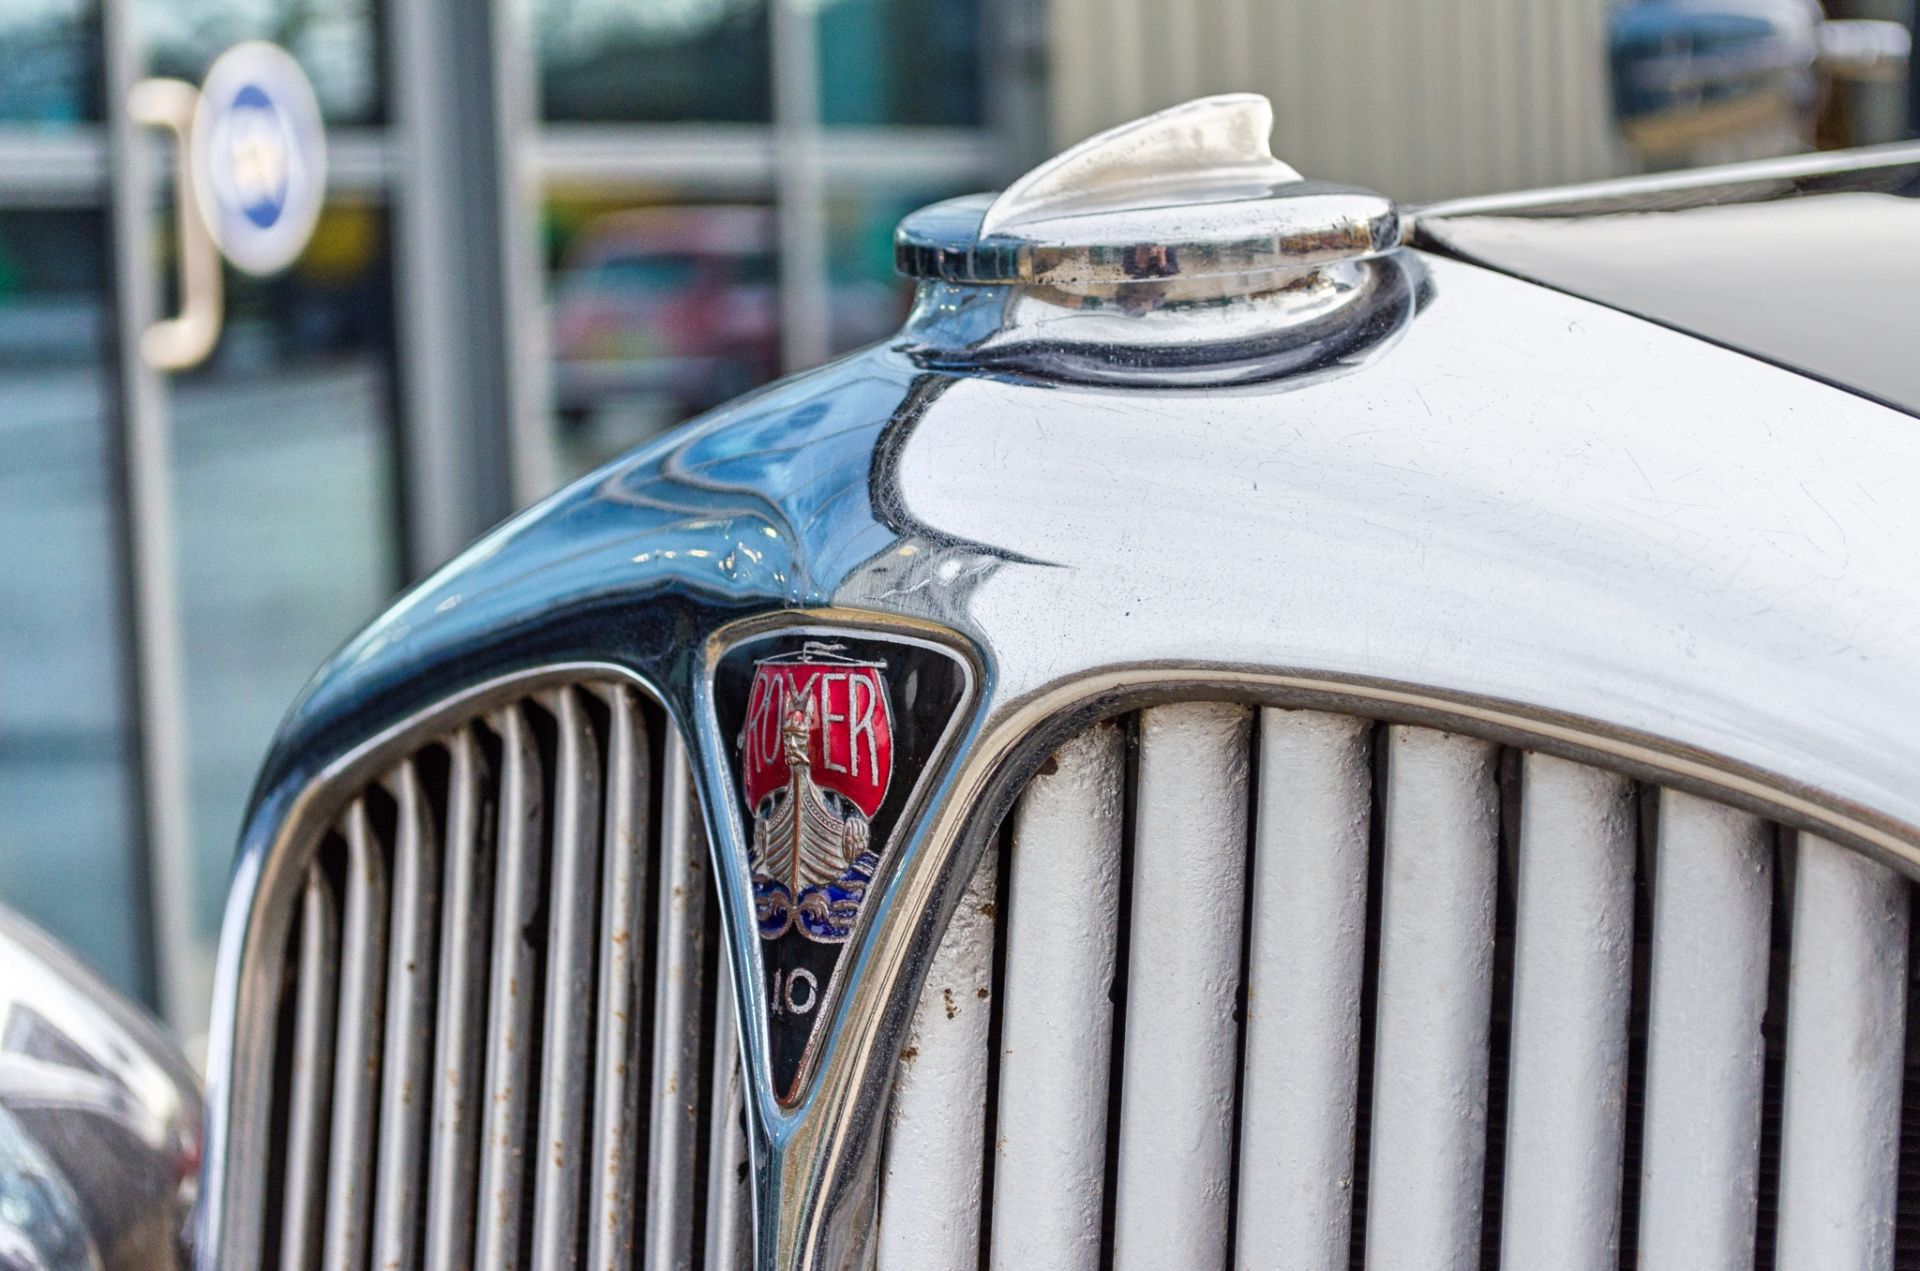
[737,644,894,943]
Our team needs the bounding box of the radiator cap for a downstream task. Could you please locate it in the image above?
[895,93,1401,288]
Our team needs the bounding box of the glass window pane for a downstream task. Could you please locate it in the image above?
[826,185,966,355]
[538,0,770,123]
[818,0,982,127]
[142,0,382,124]
[547,192,781,474]
[0,0,99,125]
[167,198,402,1014]
[0,208,148,998]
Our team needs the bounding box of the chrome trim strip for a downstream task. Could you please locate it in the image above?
[1774,836,1909,1267]
[530,689,603,1269]
[1235,709,1372,1268]
[372,761,440,1270]
[989,722,1125,1271]
[1363,728,1499,1266]
[321,800,389,1271]
[475,705,544,1271]
[425,728,491,1271]
[1410,139,1920,224]
[703,987,752,1271]
[587,686,652,1271]
[645,735,708,1268]
[1637,792,1773,1267]
[278,866,338,1269]
[1500,755,1636,1269]
[1111,704,1253,1268]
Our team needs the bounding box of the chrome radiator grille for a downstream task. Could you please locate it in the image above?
[879,702,1920,1271]
[255,679,749,1270]
[241,687,1920,1269]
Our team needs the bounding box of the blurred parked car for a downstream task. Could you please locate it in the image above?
[550,205,781,440]
[1610,0,1910,157]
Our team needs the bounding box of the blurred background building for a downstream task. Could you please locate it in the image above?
[1,0,1913,1050]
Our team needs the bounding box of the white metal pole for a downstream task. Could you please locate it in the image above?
[773,0,834,373]
[101,0,201,1034]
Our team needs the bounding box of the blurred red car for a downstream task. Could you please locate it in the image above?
[549,205,781,429]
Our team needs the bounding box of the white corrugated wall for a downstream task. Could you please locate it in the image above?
[1044,0,1641,203]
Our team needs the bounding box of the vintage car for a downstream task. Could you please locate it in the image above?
[8,88,1920,1269]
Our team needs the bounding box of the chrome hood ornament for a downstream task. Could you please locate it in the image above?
[893,93,1423,390]
[896,92,1401,288]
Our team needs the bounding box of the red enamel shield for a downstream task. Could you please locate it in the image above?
[740,650,893,817]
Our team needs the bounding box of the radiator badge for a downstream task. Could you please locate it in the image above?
[717,632,971,1103]
[741,647,893,944]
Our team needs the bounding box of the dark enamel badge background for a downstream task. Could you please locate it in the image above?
[715,630,969,1103]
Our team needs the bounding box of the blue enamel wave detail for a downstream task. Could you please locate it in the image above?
[753,849,881,944]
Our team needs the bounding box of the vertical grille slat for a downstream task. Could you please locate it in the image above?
[987,721,1126,1271]
[1499,754,1636,1270]
[644,734,709,1268]
[373,759,442,1271]
[874,843,999,1269]
[1362,726,1500,1267]
[1234,708,1373,1270]
[322,798,392,1271]
[424,728,493,1271]
[587,686,652,1271]
[530,689,604,1270]
[1775,834,1911,1268]
[476,705,547,1271]
[1637,791,1774,1270]
[256,677,730,1270]
[278,863,340,1270]
[1112,702,1254,1269]
[702,987,751,1271]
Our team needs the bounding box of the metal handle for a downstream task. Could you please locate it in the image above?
[127,78,222,371]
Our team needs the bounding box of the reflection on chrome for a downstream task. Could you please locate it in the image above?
[0,908,201,1269]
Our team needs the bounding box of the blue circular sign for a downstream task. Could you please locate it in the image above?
[191,43,327,276]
